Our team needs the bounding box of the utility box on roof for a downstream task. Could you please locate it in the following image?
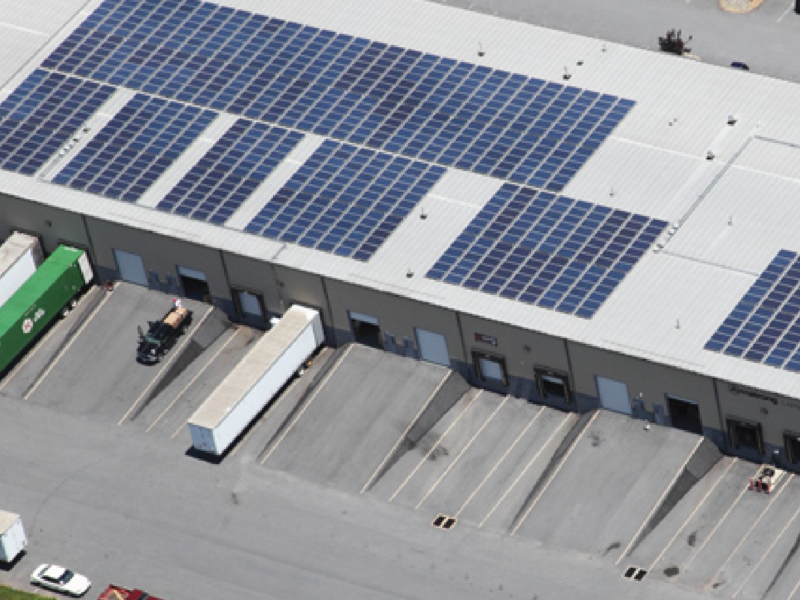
[188,305,324,456]
[0,510,27,563]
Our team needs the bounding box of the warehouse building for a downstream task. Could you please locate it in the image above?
[1,0,800,468]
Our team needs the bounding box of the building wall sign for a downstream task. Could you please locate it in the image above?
[728,383,800,411]
[474,333,498,346]
[729,384,778,405]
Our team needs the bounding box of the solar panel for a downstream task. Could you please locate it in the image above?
[245,140,445,261]
[157,119,304,224]
[705,250,800,371]
[0,69,114,176]
[53,94,216,202]
[41,0,632,193]
[427,183,667,318]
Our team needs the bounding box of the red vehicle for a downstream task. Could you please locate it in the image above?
[98,584,165,600]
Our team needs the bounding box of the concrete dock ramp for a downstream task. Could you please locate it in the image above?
[629,458,800,600]
[258,344,469,493]
[10,282,231,419]
[369,391,578,533]
[510,410,720,562]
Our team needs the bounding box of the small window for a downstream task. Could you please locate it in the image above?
[727,417,764,455]
[473,350,508,386]
[784,432,800,464]
[232,288,266,320]
[535,368,571,402]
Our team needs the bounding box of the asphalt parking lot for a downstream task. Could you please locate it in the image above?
[3,284,800,600]
[0,285,713,600]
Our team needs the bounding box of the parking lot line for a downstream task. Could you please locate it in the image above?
[360,370,453,495]
[479,411,572,528]
[260,344,354,466]
[615,437,704,566]
[454,405,544,519]
[647,458,738,572]
[0,322,59,395]
[229,376,304,457]
[778,1,794,22]
[509,411,598,536]
[20,287,111,401]
[387,390,482,503]
[709,474,793,590]
[733,478,800,597]
[683,465,761,568]
[150,328,242,434]
[118,305,213,426]
[414,394,509,510]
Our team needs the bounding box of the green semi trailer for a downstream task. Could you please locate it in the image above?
[0,246,93,374]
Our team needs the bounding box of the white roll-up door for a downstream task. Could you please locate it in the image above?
[416,328,450,367]
[596,376,631,415]
[114,249,147,287]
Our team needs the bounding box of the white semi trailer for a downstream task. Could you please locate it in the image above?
[0,232,43,307]
[0,511,27,563]
[188,305,324,456]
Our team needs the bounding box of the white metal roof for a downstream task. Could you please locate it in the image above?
[4,0,800,397]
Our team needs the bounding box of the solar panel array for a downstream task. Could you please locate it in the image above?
[705,250,800,371]
[426,183,668,318]
[245,140,445,261]
[41,0,632,192]
[0,0,646,283]
[0,69,114,176]
[53,94,216,202]
[157,119,304,224]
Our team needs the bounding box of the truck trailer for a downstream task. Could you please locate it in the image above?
[0,510,27,563]
[187,305,324,455]
[0,245,93,374]
[0,232,43,307]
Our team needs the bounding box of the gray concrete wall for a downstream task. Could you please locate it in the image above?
[323,278,465,364]
[12,193,800,468]
[568,341,722,432]
[0,194,89,255]
[715,379,800,464]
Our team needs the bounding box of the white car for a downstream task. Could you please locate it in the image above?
[30,564,91,597]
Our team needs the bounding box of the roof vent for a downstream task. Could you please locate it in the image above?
[727,114,737,126]
[706,150,715,161]
[563,67,572,80]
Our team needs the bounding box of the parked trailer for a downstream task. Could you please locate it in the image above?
[188,305,324,455]
[0,246,93,374]
[0,510,27,563]
[0,232,43,307]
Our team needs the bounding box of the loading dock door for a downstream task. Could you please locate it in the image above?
[596,376,632,415]
[349,311,383,350]
[177,265,210,302]
[668,396,703,435]
[416,328,450,367]
[114,249,148,287]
